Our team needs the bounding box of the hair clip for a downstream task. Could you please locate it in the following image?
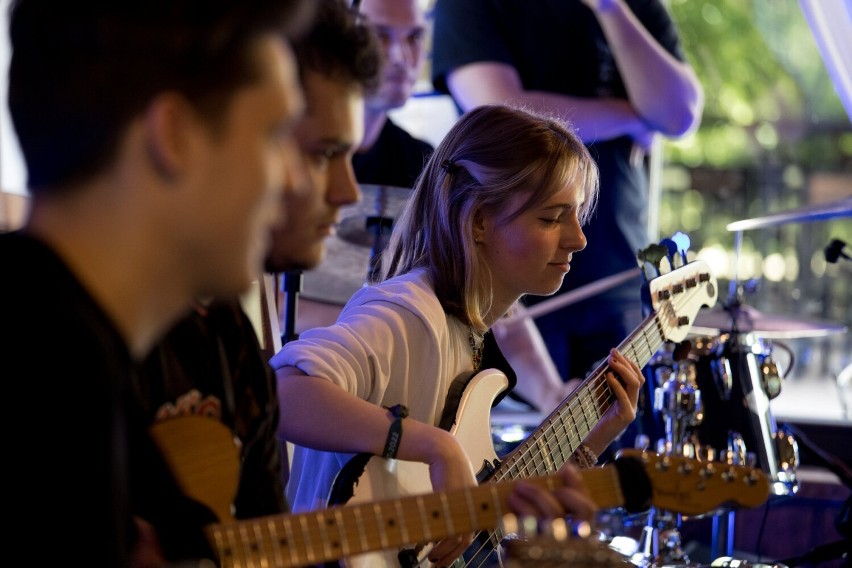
[440,159,459,174]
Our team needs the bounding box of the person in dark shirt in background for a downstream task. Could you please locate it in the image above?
[352,0,434,189]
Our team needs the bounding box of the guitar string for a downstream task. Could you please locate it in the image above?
[461,284,702,568]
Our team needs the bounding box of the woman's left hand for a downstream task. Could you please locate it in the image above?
[584,348,644,456]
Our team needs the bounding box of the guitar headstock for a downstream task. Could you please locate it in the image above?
[647,259,718,344]
[616,449,771,517]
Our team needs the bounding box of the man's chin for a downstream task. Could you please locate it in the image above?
[264,255,320,274]
[370,88,412,111]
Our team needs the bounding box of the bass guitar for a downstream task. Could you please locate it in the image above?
[151,415,766,568]
[329,259,720,566]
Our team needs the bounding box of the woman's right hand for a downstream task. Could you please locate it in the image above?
[406,424,479,567]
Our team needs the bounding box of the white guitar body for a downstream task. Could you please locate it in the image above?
[341,369,510,568]
[334,260,718,568]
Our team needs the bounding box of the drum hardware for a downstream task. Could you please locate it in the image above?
[280,270,303,345]
[725,196,852,232]
[632,508,692,568]
[688,335,732,400]
[653,357,704,459]
[720,432,751,467]
[690,331,800,498]
[836,362,852,420]
[824,238,851,264]
[711,557,789,568]
[300,184,411,306]
[620,344,708,568]
[690,304,847,340]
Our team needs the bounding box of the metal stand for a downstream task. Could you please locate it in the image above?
[633,360,704,567]
[281,270,302,345]
[711,510,737,560]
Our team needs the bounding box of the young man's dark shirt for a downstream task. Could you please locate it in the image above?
[1,231,214,566]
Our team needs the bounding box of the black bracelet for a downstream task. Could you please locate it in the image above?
[382,404,409,459]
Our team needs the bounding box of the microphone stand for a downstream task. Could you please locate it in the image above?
[281,270,302,345]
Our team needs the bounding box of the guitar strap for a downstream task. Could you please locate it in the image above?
[438,331,517,431]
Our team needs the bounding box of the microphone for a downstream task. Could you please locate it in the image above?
[824,239,851,263]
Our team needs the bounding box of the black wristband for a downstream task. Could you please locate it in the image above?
[382,404,409,459]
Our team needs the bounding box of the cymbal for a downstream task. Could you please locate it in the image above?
[690,304,847,339]
[726,196,852,232]
[300,184,412,305]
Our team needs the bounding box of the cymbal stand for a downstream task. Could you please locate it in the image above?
[728,229,745,309]
[366,215,393,283]
[281,270,302,345]
[633,360,704,567]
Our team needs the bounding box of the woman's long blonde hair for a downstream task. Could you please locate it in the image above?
[376,104,599,331]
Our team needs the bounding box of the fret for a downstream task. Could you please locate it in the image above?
[566,395,582,439]
[351,503,367,554]
[318,510,336,561]
[539,434,556,474]
[265,517,286,568]
[208,527,225,565]
[513,447,531,478]
[579,388,593,437]
[223,523,242,567]
[411,494,429,544]
[238,523,255,566]
[373,502,389,550]
[331,507,349,559]
[554,416,570,464]
[250,519,265,567]
[298,512,318,564]
[463,486,477,530]
[394,495,411,545]
[281,514,298,566]
[533,435,550,475]
[438,491,455,538]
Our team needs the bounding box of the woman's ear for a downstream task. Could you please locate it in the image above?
[472,210,486,244]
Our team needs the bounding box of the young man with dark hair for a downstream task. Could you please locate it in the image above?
[138,0,381,524]
[2,0,312,564]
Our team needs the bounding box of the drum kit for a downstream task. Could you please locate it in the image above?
[604,196,851,568]
[295,190,851,567]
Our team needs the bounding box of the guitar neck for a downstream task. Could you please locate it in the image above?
[208,467,625,568]
[492,311,665,482]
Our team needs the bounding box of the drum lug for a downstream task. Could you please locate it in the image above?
[760,356,783,399]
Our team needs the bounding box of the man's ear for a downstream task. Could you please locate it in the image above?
[143,93,199,180]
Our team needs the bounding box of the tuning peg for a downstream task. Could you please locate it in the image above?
[660,238,679,266]
[637,243,669,274]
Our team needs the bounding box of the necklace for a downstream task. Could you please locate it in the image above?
[468,326,485,372]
